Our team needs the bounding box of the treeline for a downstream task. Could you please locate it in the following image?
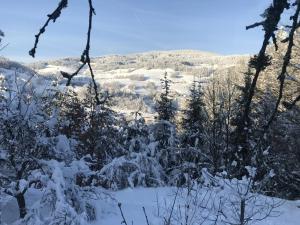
[0,62,299,221]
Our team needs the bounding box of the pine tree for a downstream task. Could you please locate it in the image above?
[78,83,124,169]
[229,69,253,177]
[59,89,86,139]
[125,111,150,153]
[156,72,176,122]
[152,72,178,151]
[205,78,226,174]
[181,78,207,147]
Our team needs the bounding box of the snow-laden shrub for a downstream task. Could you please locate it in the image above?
[149,120,178,150]
[98,152,166,190]
[157,147,206,186]
[162,168,282,225]
[22,160,98,225]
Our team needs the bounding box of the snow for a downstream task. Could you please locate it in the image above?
[95,187,300,225]
[26,50,248,119]
[1,187,299,225]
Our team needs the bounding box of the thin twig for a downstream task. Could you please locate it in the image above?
[283,94,300,109]
[30,0,101,104]
[29,0,68,57]
[60,0,101,104]
[118,203,128,225]
[142,207,150,225]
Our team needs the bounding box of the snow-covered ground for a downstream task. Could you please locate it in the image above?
[96,188,300,225]
[1,187,299,225]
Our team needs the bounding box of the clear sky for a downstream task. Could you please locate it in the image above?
[0,0,274,62]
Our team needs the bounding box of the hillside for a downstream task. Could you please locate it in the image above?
[27,50,249,119]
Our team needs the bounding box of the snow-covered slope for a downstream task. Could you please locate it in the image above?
[29,50,249,95]
[27,50,249,119]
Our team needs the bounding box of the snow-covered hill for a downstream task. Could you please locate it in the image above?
[27,50,249,120]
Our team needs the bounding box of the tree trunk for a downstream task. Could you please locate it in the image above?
[16,193,27,219]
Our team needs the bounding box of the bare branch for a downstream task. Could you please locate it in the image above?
[60,0,101,104]
[118,203,128,225]
[29,0,68,57]
[142,207,150,225]
[246,21,264,30]
[266,1,300,128]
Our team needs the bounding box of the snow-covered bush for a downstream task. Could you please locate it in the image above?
[0,73,56,219]
[158,147,207,186]
[99,152,166,190]
[161,168,282,225]
[150,120,178,151]
[20,160,99,225]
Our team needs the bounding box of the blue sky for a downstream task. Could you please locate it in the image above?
[0,0,274,62]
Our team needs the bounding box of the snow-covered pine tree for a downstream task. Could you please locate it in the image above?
[58,88,87,139]
[156,72,176,122]
[229,68,254,177]
[181,78,207,148]
[204,77,227,174]
[78,83,124,170]
[125,111,150,153]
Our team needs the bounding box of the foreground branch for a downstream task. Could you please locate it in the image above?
[30,0,101,104]
[266,1,300,128]
[29,0,68,57]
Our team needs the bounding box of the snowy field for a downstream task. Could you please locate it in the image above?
[1,187,299,225]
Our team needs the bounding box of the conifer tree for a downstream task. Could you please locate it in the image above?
[78,83,123,169]
[156,72,176,122]
[58,89,86,139]
[153,72,178,151]
[229,69,253,176]
[181,78,207,147]
[205,78,226,174]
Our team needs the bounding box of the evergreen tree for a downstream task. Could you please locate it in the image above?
[205,78,226,174]
[229,69,253,177]
[156,72,176,122]
[181,78,207,147]
[78,84,124,170]
[153,72,178,150]
[125,111,150,153]
[58,89,86,139]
